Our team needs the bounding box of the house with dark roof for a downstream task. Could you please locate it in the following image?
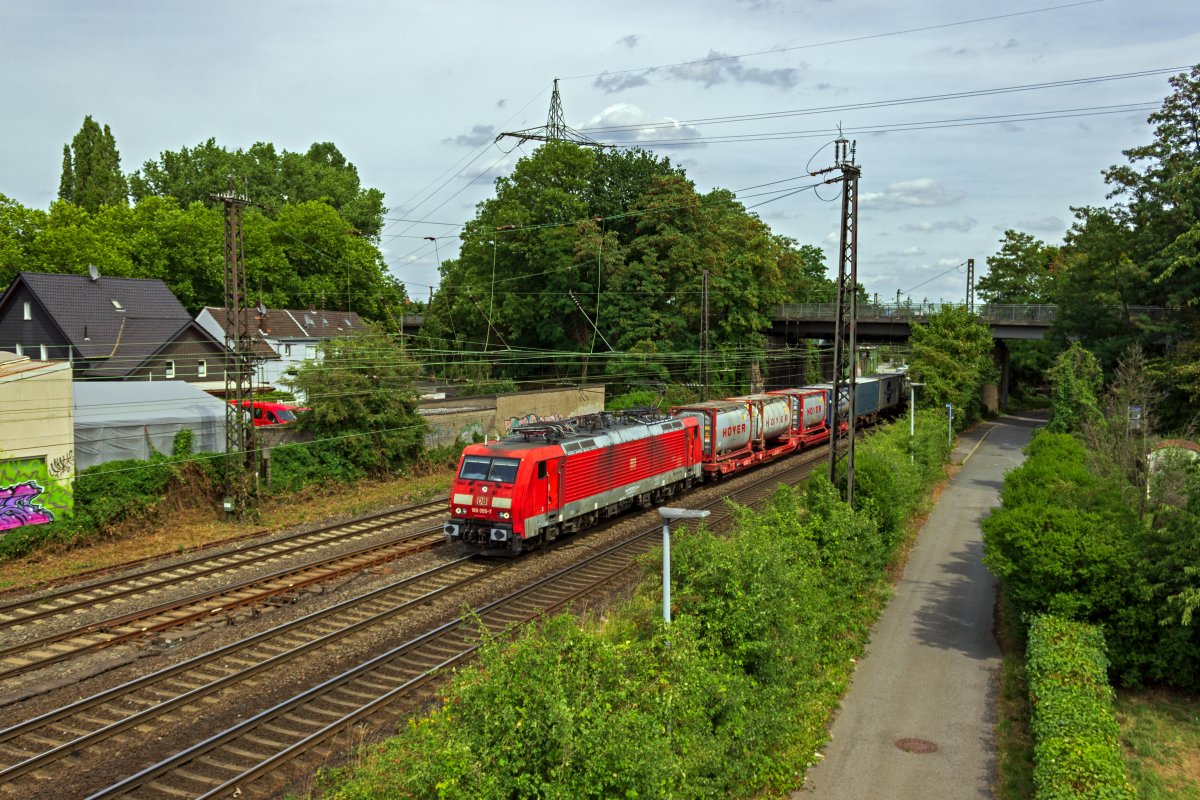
[0,271,229,390]
[196,306,364,399]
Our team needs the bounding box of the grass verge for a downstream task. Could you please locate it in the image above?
[1117,689,1200,800]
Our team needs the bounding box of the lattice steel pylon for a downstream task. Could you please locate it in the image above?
[214,186,258,517]
[811,138,861,507]
[496,79,611,149]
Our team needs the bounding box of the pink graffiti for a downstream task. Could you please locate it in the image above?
[0,481,56,531]
[508,412,564,431]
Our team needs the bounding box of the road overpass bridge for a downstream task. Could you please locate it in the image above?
[770,302,1060,342]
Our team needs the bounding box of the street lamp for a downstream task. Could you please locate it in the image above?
[907,381,924,464]
[423,236,441,271]
[657,507,711,625]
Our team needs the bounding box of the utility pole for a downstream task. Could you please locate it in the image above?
[966,257,975,313]
[214,184,257,518]
[812,137,861,507]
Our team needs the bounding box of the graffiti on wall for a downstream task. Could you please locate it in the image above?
[0,456,72,534]
[508,413,563,432]
[0,481,55,530]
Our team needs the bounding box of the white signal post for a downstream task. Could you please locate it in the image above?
[946,403,954,448]
[908,382,924,463]
[657,507,711,625]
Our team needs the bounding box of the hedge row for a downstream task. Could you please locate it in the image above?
[1026,615,1134,800]
[318,414,950,799]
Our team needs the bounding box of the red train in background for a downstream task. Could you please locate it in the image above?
[445,375,903,554]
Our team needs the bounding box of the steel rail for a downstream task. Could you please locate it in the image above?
[0,528,445,681]
[0,555,496,782]
[0,500,448,630]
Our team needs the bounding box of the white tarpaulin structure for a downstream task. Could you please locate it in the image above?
[74,381,227,469]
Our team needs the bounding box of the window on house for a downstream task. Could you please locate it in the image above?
[283,344,292,357]
[111,299,123,310]
[23,301,31,321]
[39,344,48,360]
[198,360,207,378]
[165,360,175,379]
[305,345,316,359]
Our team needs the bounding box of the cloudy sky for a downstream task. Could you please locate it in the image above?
[3,0,1197,304]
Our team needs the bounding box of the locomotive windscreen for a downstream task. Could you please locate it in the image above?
[458,456,521,483]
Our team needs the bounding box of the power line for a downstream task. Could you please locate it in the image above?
[562,1,1106,81]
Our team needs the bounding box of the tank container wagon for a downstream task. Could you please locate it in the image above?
[765,387,830,448]
[445,409,702,554]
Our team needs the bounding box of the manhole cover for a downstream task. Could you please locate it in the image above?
[895,737,938,754]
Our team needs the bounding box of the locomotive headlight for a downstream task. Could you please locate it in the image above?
[454,507,465,515]
[499,512,510,519]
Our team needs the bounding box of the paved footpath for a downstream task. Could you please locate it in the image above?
[795,414,1043,800]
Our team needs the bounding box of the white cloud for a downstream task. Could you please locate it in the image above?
[583,103,703,146]
[861,178,964,210]
[1015,215,1065,234]
[901,217,978,233]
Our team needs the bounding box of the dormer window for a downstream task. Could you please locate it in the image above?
[111,299,123,311]
[165,360,175,379]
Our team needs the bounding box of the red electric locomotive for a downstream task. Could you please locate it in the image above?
[445,410,702,554]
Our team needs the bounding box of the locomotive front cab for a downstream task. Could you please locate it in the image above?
[444,450,526,551]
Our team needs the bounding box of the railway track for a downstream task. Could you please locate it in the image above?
[0,501,449,683]
[56,454,824,799]
[0,554,502,793]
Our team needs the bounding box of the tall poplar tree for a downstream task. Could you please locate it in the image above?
[59,115,129,213]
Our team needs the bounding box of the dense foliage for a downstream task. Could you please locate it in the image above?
[982,430,1200,688]
[418,142,833,392]
[3,126,404,319]
[286,327,427,477]
[316,415,949,799]
[1046,341,1104,433]
[906,305,997,426]
[0,193,406,318]
[1025,615,1135,800]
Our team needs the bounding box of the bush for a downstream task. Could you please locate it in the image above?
[1025,615,1134,799]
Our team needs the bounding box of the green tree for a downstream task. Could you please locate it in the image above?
[423,141,833,391]
[287,327,426,475]
[1046,341,1103,433]
[58,115,129,213]
[977,229,1058,304]
[906,305,997,424]
[130,139,387,238]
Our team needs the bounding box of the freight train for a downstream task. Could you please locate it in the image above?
[444,374,905,554]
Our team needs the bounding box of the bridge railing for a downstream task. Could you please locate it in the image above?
[775,302,1061,323]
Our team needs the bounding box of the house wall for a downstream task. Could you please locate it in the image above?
[132,327,230,384]
[0,361,74,531]
[0,285,73,361]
